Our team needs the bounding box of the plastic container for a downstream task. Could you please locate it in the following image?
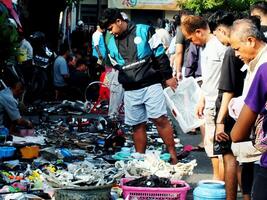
[54,184,112,200]
[60,148,72,157]
[0,127,9,137]
[121,178,190,200]
[0,146,16,159]
[164,77,204,133]
[20,145,40,159]
[193,180,226,200]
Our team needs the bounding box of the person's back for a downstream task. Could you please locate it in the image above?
[0,87,19,126]
[71,20,86,51]
[92,26,106,60]
[155,28,171,47]
[0,80,32,133]
[184,42,201,78]
[53,55,68,87]
[18,38,33,63]
[173,9,194,80]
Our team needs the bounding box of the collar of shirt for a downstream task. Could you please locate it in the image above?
[248,44,267,73]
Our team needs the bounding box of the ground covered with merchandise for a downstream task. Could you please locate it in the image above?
[0,100,210,199]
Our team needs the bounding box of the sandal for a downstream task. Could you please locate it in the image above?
[186,131,198,135]
[192,145,205,152]
[183,144,204,152]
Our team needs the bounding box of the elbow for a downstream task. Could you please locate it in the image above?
[230,130,248,143]
[230,127,240,142]
[230,135,240,143]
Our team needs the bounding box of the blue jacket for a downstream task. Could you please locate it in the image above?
[106,23,172,91]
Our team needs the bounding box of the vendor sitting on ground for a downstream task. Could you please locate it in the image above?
[0,78,33,134]
[68,58,90,100]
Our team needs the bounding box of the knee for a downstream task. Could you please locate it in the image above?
[152,115,168,127]
[132,122,146,132]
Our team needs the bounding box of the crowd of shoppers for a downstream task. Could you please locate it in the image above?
[1,0,267,198]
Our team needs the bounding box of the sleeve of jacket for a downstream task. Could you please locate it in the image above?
[147,26,173,80]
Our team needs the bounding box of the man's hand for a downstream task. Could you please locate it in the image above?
[165,77,178,90]
[216,131,230,142]
[196,97,205,118]
[215,123,230,142]
[176,71,182,82]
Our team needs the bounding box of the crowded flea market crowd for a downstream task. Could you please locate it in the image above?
[0,0,267,199]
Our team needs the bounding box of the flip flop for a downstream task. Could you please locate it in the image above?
[192,145,205,152]
[183,144,204,152]
[175,145,193,160]
[176,150,190,160]
[186,131,198,135]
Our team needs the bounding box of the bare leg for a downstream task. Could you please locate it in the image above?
[223,153,238,200]
[199,125,205,147]
[151,115,178,164]
[236,164,243,199]
[219,155,225,180]
[211,156,224,180]
[132,122,147,153]
[211,157,220,180]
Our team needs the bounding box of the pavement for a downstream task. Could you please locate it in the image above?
[175,124,243,199]
[176,127,212,199]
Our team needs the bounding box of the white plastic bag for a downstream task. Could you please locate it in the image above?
[106,69,124,117]
[164,77,204,133]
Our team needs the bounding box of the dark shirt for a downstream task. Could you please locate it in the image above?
[184,43,201,78]
[215,47,246,131]
[175,27,190,69]
[214,47,246,155]
[71,29,86,50]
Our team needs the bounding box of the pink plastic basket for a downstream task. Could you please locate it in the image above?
[121,178,190,200]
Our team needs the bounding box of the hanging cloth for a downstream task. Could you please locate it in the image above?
[0,0,22,31]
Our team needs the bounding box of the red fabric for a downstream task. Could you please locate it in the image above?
[99,71,110,100]
[0,0,22,31]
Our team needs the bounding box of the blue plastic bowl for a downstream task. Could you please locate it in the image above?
[0,127,9,137]
[0,147,16,159]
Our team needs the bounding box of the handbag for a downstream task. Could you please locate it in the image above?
[253,102,267,153]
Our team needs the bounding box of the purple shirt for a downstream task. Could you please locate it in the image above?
[245,62,267,167]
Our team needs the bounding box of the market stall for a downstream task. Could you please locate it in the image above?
[0,100,196,199]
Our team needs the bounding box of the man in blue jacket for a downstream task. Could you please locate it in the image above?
[99,8,178,164]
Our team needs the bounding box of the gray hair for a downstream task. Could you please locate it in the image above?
[230,19,264,42]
